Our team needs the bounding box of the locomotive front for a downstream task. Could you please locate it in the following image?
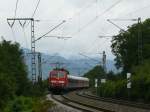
[49,70,67,90]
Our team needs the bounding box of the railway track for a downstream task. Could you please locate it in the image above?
[51,90,150,112]
[63,91,115,112]
[51,92,114,112]
[76,90,150,110]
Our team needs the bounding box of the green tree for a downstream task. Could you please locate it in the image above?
[131,59,150,102]
[0,40,28,95]
[0,40,29,111]
[111,19,150,72]
[84,65,106,87]
[0,39,52,111]
[0,73,16,110]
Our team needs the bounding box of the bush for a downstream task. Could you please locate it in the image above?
[95,60,150,102]
[0,73,16,110]
[0,40,52,111]
[98,81,116,97]
[4,96,55,112]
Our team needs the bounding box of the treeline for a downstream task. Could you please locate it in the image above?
[0,40,53,112]
[84,18,150,103]
[98,60,150,102]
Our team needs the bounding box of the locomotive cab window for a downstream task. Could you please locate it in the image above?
[51,73,58,78]
[58,72,65,78]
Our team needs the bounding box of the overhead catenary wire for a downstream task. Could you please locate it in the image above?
[27,0,95,23]
[106,18,140,34]
[44,36,71,39]
[68,0,97,21]
[79,53,100,62]
[57,0,97,33]
[36,0,97,38]
[87,38,101,53]
[14,0,19,18]
[121,3,150,18]
[107,19,126,32]
[70,0,124,36]
[35,20,66,42]
[8,0,19,42]
[31,0,41,18]
[81,19,111,54]
[79,38,109,60]
[96,0,98,17]
[48,40,68,63]
[106,3,150,24]
[25,0,41,27]
[64,0,98,36]
[37,0,96,23]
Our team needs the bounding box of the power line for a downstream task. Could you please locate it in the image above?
[79,53,100,62]
[106,17,143,65]
[68,0,97,21]
[14,0,19,18]
[25,0,41,27]
[99,0,123,16]
[71,0,124,36]
[8,18,36,84]
[9,0,19,42]
[123,4,150,18]
[35,20,66,42]
[96,0,98,17]
[107,19,126,32]
[31,0,41,18]
[110,3,150,21]
[59,0,97,33]
[44,35,71,39]
[33,0,96,28]
[79,37,101,55]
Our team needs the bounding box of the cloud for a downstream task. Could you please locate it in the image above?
[0,0,150,60]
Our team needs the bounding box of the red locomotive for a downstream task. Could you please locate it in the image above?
[48,68,89,91]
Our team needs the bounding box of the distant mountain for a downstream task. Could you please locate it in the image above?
[22,48,118,79]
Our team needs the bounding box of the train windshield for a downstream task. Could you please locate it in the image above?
[51,73,58,78]
[58,72,65,78]
[51,72,65,78]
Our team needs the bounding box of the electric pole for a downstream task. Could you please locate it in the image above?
[7,18,36,84]
[138,17,143,64]
[100,51,106,83]
[107,17,143,65]
[102,51,106,73]
[38,52,42,82]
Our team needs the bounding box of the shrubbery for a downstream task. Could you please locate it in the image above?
[3,96,55,112]
[0,40,53,111]
[85,18,150,103]
[94,60,150,102]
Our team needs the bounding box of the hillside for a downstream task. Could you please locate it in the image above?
[23,48,117,79]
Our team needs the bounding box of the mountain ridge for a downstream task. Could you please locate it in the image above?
[22,48,118,79]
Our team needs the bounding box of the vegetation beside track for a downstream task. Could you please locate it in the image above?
[0,40,55,112]
[84,18,150,103]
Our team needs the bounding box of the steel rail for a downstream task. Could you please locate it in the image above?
[76,91,150,110]
[51,94,94,112]
[62,92,115,112]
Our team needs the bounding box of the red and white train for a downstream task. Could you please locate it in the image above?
[48,68,89,91]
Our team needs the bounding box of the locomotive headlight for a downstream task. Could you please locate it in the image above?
[59,81,65,83]
[51,80,57,83]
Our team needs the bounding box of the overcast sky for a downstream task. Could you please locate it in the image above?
[0,0,150,59]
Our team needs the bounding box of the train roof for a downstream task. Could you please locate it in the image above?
[50,69,69,74]
[67,75,89,81]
